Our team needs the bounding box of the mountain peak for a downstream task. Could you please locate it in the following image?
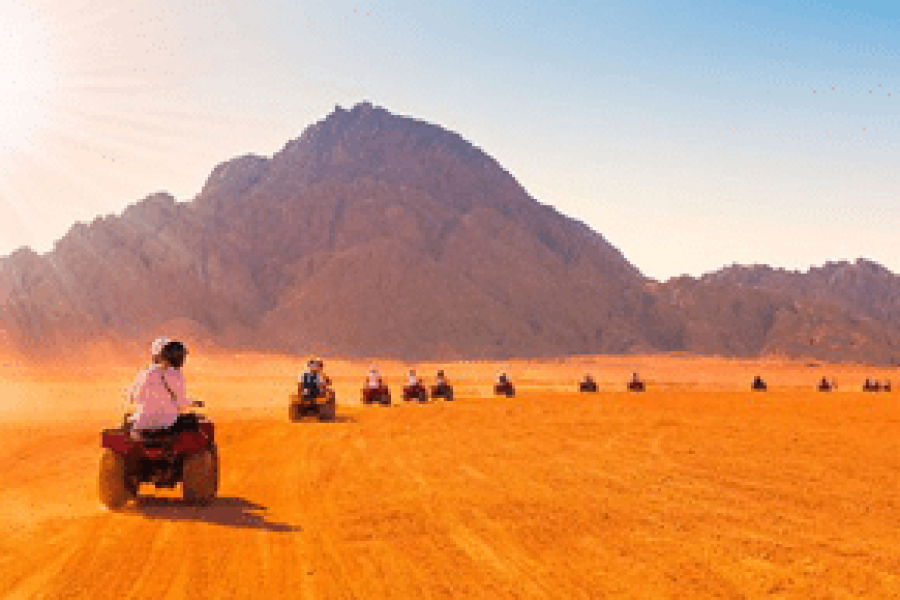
[1,103,897,363]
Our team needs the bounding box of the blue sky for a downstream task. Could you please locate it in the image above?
[1,0,897,279]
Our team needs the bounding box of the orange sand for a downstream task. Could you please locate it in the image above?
[0,353,897,598]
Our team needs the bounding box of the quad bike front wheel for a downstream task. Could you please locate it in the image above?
[289,400,303,422]
[183,446,219,505]
[98,449,135,510]
[319,398,337,421]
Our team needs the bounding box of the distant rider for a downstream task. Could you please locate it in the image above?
[128,337,193,439]
[431,369,454,401]
[407,369,420,388]
[580,374,598,392]
[363,366,388,404]
[404,369,425,401]
[299,358,323,399]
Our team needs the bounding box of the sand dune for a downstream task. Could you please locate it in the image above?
[0,354,898,598]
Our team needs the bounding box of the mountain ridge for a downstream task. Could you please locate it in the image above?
[0,102,897,364]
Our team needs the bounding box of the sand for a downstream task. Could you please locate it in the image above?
[0,353,897,598]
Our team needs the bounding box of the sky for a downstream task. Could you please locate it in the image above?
[0,0,897,280]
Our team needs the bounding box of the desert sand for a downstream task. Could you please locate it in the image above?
[0,353,898,598]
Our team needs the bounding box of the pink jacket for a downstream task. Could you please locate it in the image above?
[129,365,191,430]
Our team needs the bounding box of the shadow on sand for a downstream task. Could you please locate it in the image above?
[128,496,300,533]
[291,415,357,424]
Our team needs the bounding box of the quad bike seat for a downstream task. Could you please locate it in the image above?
[131,414,202,445]
[134,428,177,447]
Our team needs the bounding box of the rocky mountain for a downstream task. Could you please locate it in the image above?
[654,259,900,364]
[652,263,900,365]
[0,102,897,364]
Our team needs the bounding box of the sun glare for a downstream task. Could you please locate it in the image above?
[0,2,56,154]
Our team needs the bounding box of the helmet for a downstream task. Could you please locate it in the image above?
[161,340,188,369]
[150,336,170,359]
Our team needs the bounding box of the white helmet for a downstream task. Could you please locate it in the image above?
[150,337,170,358]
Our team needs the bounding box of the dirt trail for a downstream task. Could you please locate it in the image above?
[1,383,899,598]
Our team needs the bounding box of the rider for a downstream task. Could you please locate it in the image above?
[432,369,454,400]
[363,365,386,403]
[435,370,449,389]
[404,369,423,400]
[128,337,193,439]
[299,358,323,399]
[581,374,597,391]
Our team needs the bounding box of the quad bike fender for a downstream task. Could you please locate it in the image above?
[199,421,215,446]
[173,429,213,455]
[101,429,133,455]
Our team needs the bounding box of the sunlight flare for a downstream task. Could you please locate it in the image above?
[0,2,57,153]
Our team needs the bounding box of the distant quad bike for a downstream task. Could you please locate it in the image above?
[579,379,598,393]
[99,403,218,510]
[863,379,882,393]
[431,383,455,402]
[289,390,337,422]
[817,378,833,392]
[403,384,429,403]
[362,386,392,406]
[751,376,767,392]
[494,381,515,397]
[627,380,645,392]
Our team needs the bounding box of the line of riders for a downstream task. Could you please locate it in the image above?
[298,359,457,407]
[100,339,898,510]
[300,366,895,404]
[752,375,892,392]
[299,365,646,404]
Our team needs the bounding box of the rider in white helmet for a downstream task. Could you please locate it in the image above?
[128,337,193,438]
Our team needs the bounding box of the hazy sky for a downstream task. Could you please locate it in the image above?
[1,0,897,280]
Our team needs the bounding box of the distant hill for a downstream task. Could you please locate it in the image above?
[653,261,900,364]
[0,102,897,364]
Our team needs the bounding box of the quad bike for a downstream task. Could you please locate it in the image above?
[403,384,429,403]
[627,380,645,392]
[494,382,515,397]
[362,386,392,406]
[750,377,767,392]
[99,402,218,510]
[290,389,337,422]
[863,380,883,392]
[430,383,455,402]
[579,380,598,393]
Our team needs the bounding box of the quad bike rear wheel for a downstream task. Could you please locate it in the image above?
[183,447,219,505]
[98,449,134,510]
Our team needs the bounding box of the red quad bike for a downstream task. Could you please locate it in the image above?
[627,380,646,392]
[99,402,219,510]
[430,383,455,402]
[750,377,767,392]
[362,385,392,406]
[494,381,515,397]
[403,384,429,403]
[579,379,598,393]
